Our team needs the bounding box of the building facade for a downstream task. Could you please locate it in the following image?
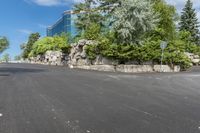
[47,10,77,37]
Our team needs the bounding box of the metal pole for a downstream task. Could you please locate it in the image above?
[161,49,164,72]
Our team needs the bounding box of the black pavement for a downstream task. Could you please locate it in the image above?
[0,63,200,133]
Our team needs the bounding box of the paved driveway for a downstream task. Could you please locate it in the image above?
[0,63,200,133]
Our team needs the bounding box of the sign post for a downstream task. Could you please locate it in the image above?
[160,41,168,72]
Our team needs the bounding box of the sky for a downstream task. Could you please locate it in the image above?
[0,0,199,59]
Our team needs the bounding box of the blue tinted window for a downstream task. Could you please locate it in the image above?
[47,11,77,37]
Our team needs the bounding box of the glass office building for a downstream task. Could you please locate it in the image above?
[47,10,77,37]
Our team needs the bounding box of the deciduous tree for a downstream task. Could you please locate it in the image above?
[112,0,159,44]
[22,33,40,59]
[0,37,9,53]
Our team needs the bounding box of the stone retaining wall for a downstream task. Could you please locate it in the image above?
[72,65,180,73]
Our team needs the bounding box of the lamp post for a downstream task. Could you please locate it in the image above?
[160,41,168,72]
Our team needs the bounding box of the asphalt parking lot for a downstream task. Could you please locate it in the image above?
[0,63,200,133]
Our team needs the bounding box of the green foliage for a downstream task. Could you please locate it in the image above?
[79,0,197,70]
[150,0,177,41]
[31,37,53,56]
[53,36,71,53]
[179,0,200,44]
[99,0,120,11]
[178,30,200,56]
[74,0,104,33]
[18,0,199,71]
[186,44,200,56]
[112,0,159,44]
[99,39,161,64]
[163,40,192,69]
[22,33,40,59]
[29,36,71,57]
[85,32,192,69]
[84,23,101,40]
[85,44,98,60]
[0,37,9,53]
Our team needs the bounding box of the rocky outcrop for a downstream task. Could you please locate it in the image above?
[29,51,68,66]
[68,39,96,66]
[185,52,200,65]
[44,51,68,66]
[29,55,44,64]
[68,39,116,67]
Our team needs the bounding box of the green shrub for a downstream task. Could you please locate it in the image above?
[163,40,192,69]
[85,34,192,69]
[29,36,71,57]
[85,45,98,60]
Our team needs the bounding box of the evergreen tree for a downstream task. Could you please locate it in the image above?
[179,0,200,44]
[74,0,104,33]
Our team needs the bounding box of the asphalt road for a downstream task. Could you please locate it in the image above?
[0,63,200,133]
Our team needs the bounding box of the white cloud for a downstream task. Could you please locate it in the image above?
[38,24,47,29]
[17,29,32,34]
[24,0,83,6]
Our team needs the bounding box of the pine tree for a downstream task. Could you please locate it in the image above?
[74,0,104,33]
[179,0,200,44]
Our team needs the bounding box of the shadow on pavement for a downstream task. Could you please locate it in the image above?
[0,73,10,76]
[0,67,45,74]
[186,66,200,73]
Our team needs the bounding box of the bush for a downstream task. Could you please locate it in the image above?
[85,44,98,60]
[96,38,161,64]
[163,39,192,69]
[29,36,71,57]
[85,34,192,69]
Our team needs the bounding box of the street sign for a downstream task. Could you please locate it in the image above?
[160,41,168,50]
[160,41,168,72]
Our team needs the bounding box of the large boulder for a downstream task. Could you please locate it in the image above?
[185,52,200,65]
